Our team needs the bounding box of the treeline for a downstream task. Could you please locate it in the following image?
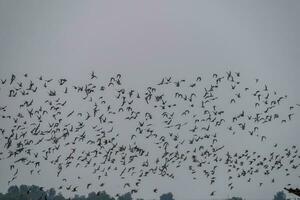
[0,185,290,200]
[0,185,173,200]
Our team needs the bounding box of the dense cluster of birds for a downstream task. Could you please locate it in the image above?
[0,71,299,198]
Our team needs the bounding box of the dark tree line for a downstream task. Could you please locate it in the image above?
[0,185,172,200]
[0,185,292,200]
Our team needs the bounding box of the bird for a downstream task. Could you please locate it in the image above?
[91,71,97,79]
[0,71,298,199]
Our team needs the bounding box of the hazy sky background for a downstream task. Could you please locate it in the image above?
[0,1,300,199]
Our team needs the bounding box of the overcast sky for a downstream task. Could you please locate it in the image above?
[0,1,300,199]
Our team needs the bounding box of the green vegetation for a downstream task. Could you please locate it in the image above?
[0,185,169,200]
[0,185,291,200]
[273,191,286,200]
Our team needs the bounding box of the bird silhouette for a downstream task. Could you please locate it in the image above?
[0,71,298,198]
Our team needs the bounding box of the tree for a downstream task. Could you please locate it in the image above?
[8,185,19,194]
[227,197,243,200]
[0,184,173,200]
[87,192,97,200]
[53,192,66,200]
[28,185,44,200]
[19,185,28,194]
[118,192,132,200]
[160,192,175,200]
[94,191,115,200]
[48,188,56,200]
[74,194,86,200]
[274,191,286,200]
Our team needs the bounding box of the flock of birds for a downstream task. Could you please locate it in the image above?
[0,71,299,198]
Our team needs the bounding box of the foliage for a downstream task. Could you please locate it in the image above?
[160,192,174,200]
[0,185,136,200]
[118,192,132,200]
[273,191,286,200]
[0,185,289,200]
[226,197,243,200]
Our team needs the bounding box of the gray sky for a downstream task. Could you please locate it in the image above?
[0,1,300,199]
